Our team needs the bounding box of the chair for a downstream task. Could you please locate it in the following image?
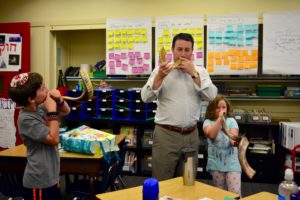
[0,172,24,200]
[110,141,127,191]
[65,153,119,199]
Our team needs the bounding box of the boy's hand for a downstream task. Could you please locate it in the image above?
[49,89,62,103]
[44,93,57,112]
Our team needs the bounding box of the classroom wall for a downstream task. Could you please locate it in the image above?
[0,0,300,121]
[1,0,299,82]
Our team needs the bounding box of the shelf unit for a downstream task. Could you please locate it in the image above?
[64,117,281,183]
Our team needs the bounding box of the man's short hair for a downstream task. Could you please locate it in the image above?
[172,33,194,50]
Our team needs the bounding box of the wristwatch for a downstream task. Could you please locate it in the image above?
[191,72,199,79]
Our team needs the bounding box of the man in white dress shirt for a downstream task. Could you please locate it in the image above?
[141,33,218,180]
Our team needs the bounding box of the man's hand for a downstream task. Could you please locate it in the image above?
[177,57,196,75]
[157,61,173,79]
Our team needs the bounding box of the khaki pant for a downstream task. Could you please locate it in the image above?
[151,125,200,181]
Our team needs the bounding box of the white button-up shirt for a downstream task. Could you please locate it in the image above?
[141,66,218,128]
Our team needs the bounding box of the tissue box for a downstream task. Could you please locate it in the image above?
[60,125,119,156]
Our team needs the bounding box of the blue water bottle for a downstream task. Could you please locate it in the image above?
[143,178,159,200]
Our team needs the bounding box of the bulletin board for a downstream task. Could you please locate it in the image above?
[206,13,259,75]
[0,22,30,98]
[106,17,152,75]
[263,12,300,75]
[155,16,204,68]
[0,22,30,149]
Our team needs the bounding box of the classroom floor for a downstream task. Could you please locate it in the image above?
[0,175,278,200]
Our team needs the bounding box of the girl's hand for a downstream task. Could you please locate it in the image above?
[230,138,239,147]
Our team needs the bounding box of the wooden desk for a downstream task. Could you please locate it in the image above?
[0,134,125,200]
[96,177,240,200]
[242,192,277,200]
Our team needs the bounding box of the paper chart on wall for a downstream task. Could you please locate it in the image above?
[0,33,22,71]
[207,13,259,75]
[106,17,152,75]
[155,16,204,68]
[263,12,300,75]
[0,98,16,148]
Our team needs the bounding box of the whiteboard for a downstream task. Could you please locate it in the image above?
[106,17,152,75]
[263,12,300,75]
[206,13,259,75]
[155,16,204,68]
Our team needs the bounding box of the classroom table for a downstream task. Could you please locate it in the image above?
[242,191,277,200]
[0,134,125,200]
[96,177,240,200]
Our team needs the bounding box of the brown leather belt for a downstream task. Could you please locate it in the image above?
[155,123,197,134]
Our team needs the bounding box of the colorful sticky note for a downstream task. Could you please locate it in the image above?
[127,29,133,35]
[108,44,113,50]
[122,64,128,71]
[108,38,114,43]
[107,30,114,37]
[196,42,203,49]
[166,53,172,61]
[134,36,141,43]
[121,29,127,35]
[109,61,115,68]
[114,30,121,35]
[172,29,179,36]
[137,58,143,64]
[128,52,135,59]
[115,54,121,61]
[158,37,164,44]
[223,59,230,65]
[196,52,203,59]
[141,28,147,35]
[215,52,222,59]
[128,43,134,50]
[208,52,214,59]
[142,36,148,42]
[143,64,149,71]
[135,52,141,58]
[165,45,171,51]
[116,61,121,67]
[195,28,202,35]
[129,59,135,65]
[207,66,214,73]
[109,68,116,74]
[162,29,169,36]
[121,53,127,59]
[132,67,138,73]
[216,59,222,66]
[109,53,114,59]
[144,53,150,60]
[166,37,171,43]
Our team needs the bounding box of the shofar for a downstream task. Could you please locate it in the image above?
[159,47,181,68]
[222,116,256,179]
[62,68,94,101]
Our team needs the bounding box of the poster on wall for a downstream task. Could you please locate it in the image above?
[0,98,16,148]
[206,13,259,75]
[106,17,152,75]
[0,33,22,71]
[263,12,300,75]
[155,16,204,68]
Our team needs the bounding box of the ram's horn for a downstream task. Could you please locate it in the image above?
[62,68,94,101]
[159,46,181,68]
[222,116,256,179]
[238,136,256,179]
